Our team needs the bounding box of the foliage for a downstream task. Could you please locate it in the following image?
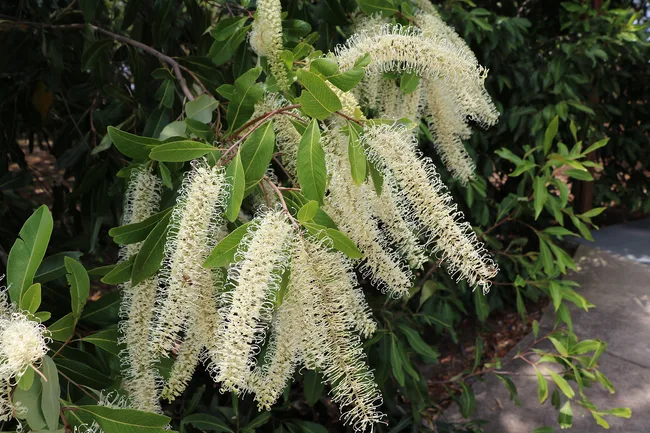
[0,0,645,432]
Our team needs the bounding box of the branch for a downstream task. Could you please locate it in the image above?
[2,21,196,101]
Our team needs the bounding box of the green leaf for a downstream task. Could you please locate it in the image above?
[158,162,172,188]
[83,328,121,355]
[40,356,60,430]
[239,121,276,194]
[204,223,251,268]
[603,407,631,418]
[398,324,439,361]
[579,206,606,219]
[149,140,218,162]
[101,256,135,285]
[107,126,161,159]
[549,281,562,311]
[49,313,76,342]
[227,67,264,134]
[310,58,365,92]
[531,428,554,433]
[357,0,398,16]
[225,152,245,222]
[155,79,175,109]
[400,73,420,95]
[181,413,233,432]
[65,257,90,318]
[159,121,187,140]
[21,283,41,314]
[543,227,577,237]
[297,201,319,223]
[346,122,366,186]
[458,382,476,418]
[543,116,559,155]
[186,94,218,123]
[210,26,248,66]
[549,337,568,357]
[595,370,615,394]
[368,158,384,195]
[81,291,121,326]
[185,118,216,142]
[13,374,47,429]
[211,16,248,41]
[293,421,328,433]
[565,168,593,181]
[303,224,363,259]
[558,401,573,428]
[583,138,609,155]
[297,120,327,204]
[78,405,170,433]
[536,368,548,404]
[131,211,172,285]
[34,251,83,284]
[548,370,574,399]
[296,70,342,120]
[109,207,172,245]
[55,358,112,389]
[539,237,554,276]
[390,336,405,386]
[303,370,325,406]
[496,374,519,405]
[81,39,114,70]
[533,177,547,220]
[474,289,489,322]
[7,205,53,305]
[17,364,35,391]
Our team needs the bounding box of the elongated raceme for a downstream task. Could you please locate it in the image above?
[371,177,428,270]
[378,79,424,122]
[322,127,413,297]
[362,124,498,292]
[249,286,302,410]
[249,0,289,90]
[291,239,384,431]
[334,24,498,128]
[151,161,227,357]
[424,79,476,184]
[212,210,294,393]
[161,271,222,402]
[117,167,163,413]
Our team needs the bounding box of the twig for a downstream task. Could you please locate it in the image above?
[334,110,364,125]
[229,104,301,139]
[2,21,195,101]
[30,364,48,382]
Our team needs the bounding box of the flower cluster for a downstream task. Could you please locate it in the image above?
[114,2,500,431]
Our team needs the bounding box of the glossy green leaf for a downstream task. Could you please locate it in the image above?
[558,401,573,428]
[65,256,90,318]
[34,251,83,284]
[13,375,47,429]
[149,140,218,162]
[21,283,41,314]
[109,207,172,245]
[536,368,548,403]
[131,212,172,285]
[297,200,319,223]
[204,222,251,268]
[297,120,326,204]
[296,70,342,120]
[107,126,161,159]
[400,73,420,94]
[49,313,76,342]
[346,121,366,186]
[533,176,547,220]
[543,115,559,155]
[83,328,121,355]
[225,152,245,222]
[303,370,325,406]
[78,405,170,433]
[186,94,218,123]
[101,256,135,285]
[398,324,439,361]
[548,370,575,399]
[181,413,233,432]
[390,336,405,386]
[239,121,276,194]
[40,356,60,430]
[185,118,216,142]
[357,0,398,16]
[227,67,265,133]
[7,205,53,305]
[458,382,476,418]
[303,223,363,258]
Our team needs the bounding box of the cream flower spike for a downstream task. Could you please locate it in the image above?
[371,177,428,270]
[151,161,227,357]
[425,79,477,184]
[249,0,290,90]
[292,239,384,431]
[249,284,302,411]
[213,209,294,393]
[378,79,424,122]
[117,166,163,413]
[0,311,49,382]
[253,95,305,178]
[322,126,413,297]
[362,124,498,292]
[334,23,499,127]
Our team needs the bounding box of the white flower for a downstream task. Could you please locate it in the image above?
[249,0,289,89]
[0,312,49,381]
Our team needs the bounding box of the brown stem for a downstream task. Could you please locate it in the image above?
[334,111,364,125]
[229,104,301,139]
[2,21,195,101]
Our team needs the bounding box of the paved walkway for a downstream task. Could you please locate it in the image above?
[444,220,650,432]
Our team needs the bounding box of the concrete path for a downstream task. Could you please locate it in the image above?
[580,218,650,266]
[444,243,650,432]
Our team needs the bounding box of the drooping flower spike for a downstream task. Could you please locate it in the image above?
[117,166,163,413]
[249,0,290,90]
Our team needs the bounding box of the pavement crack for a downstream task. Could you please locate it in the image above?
[604,351,650,370]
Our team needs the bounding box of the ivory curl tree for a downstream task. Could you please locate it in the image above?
[0,0,636,432]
